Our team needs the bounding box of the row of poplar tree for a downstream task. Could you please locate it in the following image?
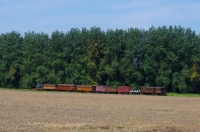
[1,26,200,93]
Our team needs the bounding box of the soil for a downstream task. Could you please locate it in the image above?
[0,89,200,132]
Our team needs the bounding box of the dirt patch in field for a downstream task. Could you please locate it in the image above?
[0,89,200,132]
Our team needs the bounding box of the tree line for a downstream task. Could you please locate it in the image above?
[0,26,200,93]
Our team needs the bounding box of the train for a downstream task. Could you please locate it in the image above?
[34,83,167,96]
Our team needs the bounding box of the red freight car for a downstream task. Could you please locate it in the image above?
[95,86,109,93]
[117,86,132,94]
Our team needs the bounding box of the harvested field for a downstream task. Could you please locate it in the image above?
[0,89,200,132]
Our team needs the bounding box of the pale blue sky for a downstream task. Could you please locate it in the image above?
[1,0,200,35]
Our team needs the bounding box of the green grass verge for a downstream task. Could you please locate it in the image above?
[0,87,35,91]
[167,92,200,97]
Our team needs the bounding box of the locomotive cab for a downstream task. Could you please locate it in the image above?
[34,83,43,90]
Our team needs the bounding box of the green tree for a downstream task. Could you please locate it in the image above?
[0,31,22,88]
[21,31,49,88]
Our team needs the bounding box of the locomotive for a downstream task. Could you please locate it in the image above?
[34,83,167,95]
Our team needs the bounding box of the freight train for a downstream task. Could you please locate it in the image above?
[34,84,167,95]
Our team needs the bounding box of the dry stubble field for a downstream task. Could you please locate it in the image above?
[0,89,200,132]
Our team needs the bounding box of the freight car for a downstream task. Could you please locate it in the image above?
[118,86,132,94]
[141,86,166,95]
[129,90,141,95]
[57,84,76,91]
[107,88,118,94]
[76,85,95,92]
[43,84,58,90]
[95,86,109,93]
[154,87,167,95]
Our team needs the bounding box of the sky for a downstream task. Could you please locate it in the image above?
[1,0,200,35]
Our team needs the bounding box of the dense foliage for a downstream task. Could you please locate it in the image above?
[1,26,200,93]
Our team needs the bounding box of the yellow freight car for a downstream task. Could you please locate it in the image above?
[76,85,95,92]
[108,88,118,94]
[43,84,58,90]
